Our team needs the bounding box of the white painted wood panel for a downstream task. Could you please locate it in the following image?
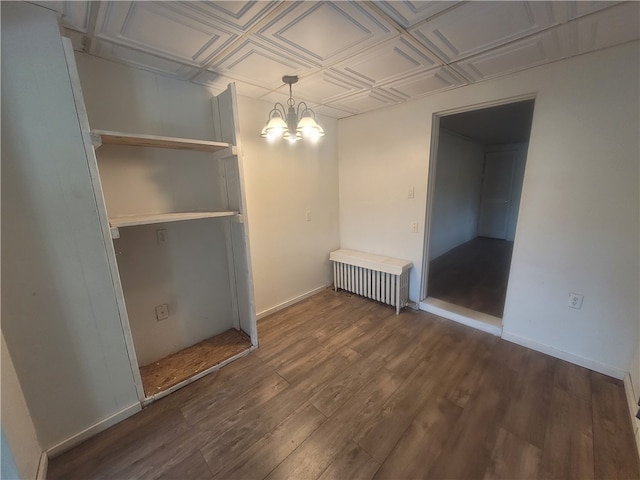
[1,334,42,480]
[1,2,140,450]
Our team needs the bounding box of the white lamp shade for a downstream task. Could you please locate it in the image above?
[260,112,288,138]
[297,113,325,140]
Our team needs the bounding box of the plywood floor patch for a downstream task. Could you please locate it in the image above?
[139,329,251,397]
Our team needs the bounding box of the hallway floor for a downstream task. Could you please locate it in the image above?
[428,237,513,318]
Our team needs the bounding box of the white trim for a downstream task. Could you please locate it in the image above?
[61,37,146,401]
[257,286,328,321]
[46,403,141,458]
[501,331,626,380]
[623,372,640,459]
[36,451,48,480]
[419,298,502,336]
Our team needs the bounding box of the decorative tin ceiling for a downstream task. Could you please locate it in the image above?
[35,1,640,118]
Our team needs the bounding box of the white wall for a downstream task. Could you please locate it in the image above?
[237,96,340,317]
[429,129,484,259]
[1,334,42,479]
[339,41,639,377]
[1,2,140,450]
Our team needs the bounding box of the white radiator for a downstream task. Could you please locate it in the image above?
[329,249,412,314]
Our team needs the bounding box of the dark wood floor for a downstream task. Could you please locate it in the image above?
[48,290,639,480]
[428,237,513,317]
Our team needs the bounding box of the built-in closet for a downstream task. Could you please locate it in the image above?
[63,40,257,403]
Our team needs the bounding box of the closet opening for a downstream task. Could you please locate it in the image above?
[420,97,535,333]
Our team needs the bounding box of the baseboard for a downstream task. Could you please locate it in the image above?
[501,331,626,380]
[419,298,503,336]
[257,285,328,321]
[36,451,48,480]
[46,402,141,458]
[623,372,640,459]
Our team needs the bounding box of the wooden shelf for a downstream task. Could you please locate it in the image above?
[109,211,237,229]
[92,129,231,152]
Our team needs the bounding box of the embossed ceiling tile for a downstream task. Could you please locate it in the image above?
[90,39,197,80]
[94,1,239,66]
[452,29,563,82]
[308,104,356,119]
[32,1,91,31]
[190,71,271,97]
[291,71,367,104]
[383,67,464,99]
[374,1,462,28]
[179,1,281,31]
[332,36,441,86]
[570,2,640,54]
[256,1,397,66]
[331,89,404,114]
[208,39,314,89]
[550,1,623,24]
[409,1,557,62]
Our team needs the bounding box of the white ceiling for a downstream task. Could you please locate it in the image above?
[36,1,640,119]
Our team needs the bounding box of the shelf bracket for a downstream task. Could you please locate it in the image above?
[234,214,245,224]
[110,226,120,239]
[91,132,103,149]
[211,145,237,161]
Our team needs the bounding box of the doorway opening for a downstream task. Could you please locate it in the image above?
[421,98,535,332]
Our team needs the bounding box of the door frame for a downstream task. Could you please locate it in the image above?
[419,93,537,306]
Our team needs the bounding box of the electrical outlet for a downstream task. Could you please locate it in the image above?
[156,229,168,245]
[410,222,418,233]
[408,187,415,199]
[155,304,169,320]
[305,210,311,222]
[568,293,583,309]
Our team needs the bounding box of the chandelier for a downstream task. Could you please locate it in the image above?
[260,75,325,144]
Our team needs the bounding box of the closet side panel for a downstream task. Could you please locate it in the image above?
[1,2,140,450]
[214,85,257,344]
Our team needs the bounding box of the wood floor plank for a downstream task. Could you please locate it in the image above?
[278,347,363,394]
[317,441,380,480]
[212,402,326,480]
[591,371,640,479]
[47,405,190,480]
[500,348,557,448]
[445,332,496,408]
[483,427,541,480]
[538,362,595,480]
[373,396,462,479]
[426,355,516,479]
[199,385,311,476]
[383,314,448,378]
[181,371,289,427]
[309,355,385,417]
[155,451,213,480]
[265,370,403,480]
[355,327,480,463]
